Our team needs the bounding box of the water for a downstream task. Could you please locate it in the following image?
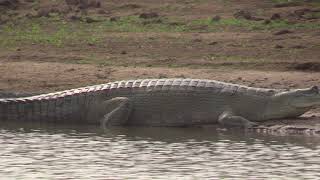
[0,122,319,179]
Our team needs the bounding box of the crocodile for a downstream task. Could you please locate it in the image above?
[0,79,319,128]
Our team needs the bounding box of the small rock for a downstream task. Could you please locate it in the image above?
[168,22,184,26]
[263,19,271,24]
[234,10,252,20]
[293,62,320,71]
[65,0,79,6]
[9,54,20,60]
[121,50,127,54]
[69,14,81,21]
[0,0,18,9]
[37,8,51,17]
[25,12,38,18]
[89,0,101,8]
[120,4,141,9]
[175,74,186,79]
[110,16,120,22]
[158,73,168,78]
[189,24,208,31]
[211,15,221,22]
[291,45,305,49]
[273,29,293,35]
[16,48,21,51]
[294,8,311,17]
[289,84,298,88]
[193,39,202,42]
[57,5,71,14]
[142,18,162,25]
[233,10,263,21]
[139,12,159,19]
[275,45,284,49]
[273,2,300,8]
[85,16,100,23]
[0,15,9,24]
[97,9,108,14]
[79,0,89,9]
[67,0,101,9]
[250,16,264,21]
[208,42,218,46]
[270,13,281,20]
[66,68,76,72]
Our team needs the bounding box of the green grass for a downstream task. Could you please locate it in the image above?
[0,15,319,47]
[99,16,188,32]
[0,18,104,47]
[271,0,320,6]
[158,4,183,12]
[271,0,296,3]
[191,17,320,31]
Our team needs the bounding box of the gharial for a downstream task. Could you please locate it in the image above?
[0,79,319,128]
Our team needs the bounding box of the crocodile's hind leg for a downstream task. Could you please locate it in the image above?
[101,97,132,128]
[218,111,257,128]
[86,97,132,128]
[100,97,132,128]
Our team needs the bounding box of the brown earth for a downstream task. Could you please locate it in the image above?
[0,0,320,135]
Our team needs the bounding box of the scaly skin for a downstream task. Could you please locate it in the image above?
[0,79,319,127]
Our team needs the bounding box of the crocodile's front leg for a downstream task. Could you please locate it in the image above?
[218,111,257,128]
[100,97,132,128]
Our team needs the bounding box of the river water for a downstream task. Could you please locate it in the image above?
[0,122,319,179]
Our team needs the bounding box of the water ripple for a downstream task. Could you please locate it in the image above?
[0,124,319,179]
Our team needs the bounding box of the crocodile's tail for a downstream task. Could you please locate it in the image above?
[0,91,38,122]
[0,91,36,99]
[0,86,105,123]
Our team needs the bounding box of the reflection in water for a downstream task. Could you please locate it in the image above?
[0,122,319,179]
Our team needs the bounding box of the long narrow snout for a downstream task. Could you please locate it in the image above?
[309,85,320,107]
[315,86,320,106]
[285,86,320,108]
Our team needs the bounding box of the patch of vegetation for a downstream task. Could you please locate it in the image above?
[158,4,183,12]
[191,17,320,31]
[0,15,319,48]
[100,16,188,32]
[271,0,297,3]
[305,11,320,19]
[203,54,264,63]
[0,17,103,47]
[271,0,320,7]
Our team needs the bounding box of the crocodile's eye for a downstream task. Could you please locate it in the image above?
[310,86,319,94]
[297,87,319,97]
[306,86,319,94]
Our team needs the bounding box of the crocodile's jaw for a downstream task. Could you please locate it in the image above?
[290,95,320,108]
[264,86,320,119]
[294,97,320,108]
[278,86,320,108]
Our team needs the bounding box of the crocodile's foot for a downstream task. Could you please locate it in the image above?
[218,111,257,128]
